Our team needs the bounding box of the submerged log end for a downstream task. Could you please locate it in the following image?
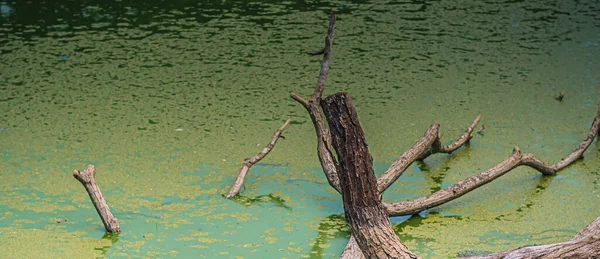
[73,165,120,233]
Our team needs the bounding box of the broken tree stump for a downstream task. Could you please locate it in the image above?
[322,92,419,259]
[73,164,120,233]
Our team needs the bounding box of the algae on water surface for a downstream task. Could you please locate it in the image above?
[1,0,599,258]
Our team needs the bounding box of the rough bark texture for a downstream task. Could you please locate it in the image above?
[73,164,120,233]
[322,93,419,259]
[290,12,600,259]
[226,118,291,198]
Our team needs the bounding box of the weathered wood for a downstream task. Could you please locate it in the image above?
[225,119,292,198]
[322,93,419,259]
[464,216,600,259]
[290,12,341,194]
[384,105,600,216]
[291,12,600,259]
[378,114,481,193]
[417,114,482,161]
[73,165,120,233]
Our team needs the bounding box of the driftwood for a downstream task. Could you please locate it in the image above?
[225,118,291,198]
[73,164,120,233]
[289,12,600,258]
[465,216,600,258]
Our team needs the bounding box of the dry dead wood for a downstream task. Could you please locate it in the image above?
[323,93,419,259]
[225,118,291,198]
[464,215,600,259]
[73,164,120,233]
[384,105,600,216]
[292,12,600,259]
[290,12,341,194]
[377,114,481,194]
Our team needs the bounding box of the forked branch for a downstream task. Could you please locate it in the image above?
[384,104,600,216]
[377,114,481,193]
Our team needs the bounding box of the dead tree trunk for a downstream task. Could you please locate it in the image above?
[285,12,600,258]
[322,93,419,259]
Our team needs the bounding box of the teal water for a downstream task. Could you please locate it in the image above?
[1,0,599,258]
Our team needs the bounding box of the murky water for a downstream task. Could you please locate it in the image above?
[1,0,599,258]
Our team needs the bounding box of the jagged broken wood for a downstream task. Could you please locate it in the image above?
[73,164,120,233]
[225,118,292,198]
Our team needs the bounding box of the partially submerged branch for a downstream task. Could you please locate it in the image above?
[290,12,341,194]
[417,114,482,161]
[291,12,600,259]
[464,216,600,258]
[385,104,600,216]
[73,165,120,233]
[225,119,291,198]
[377,115,481,193]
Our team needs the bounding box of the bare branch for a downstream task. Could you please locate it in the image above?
[377,123,440,193]
[417,114,482,161]
[384,105,600,216]
[290,13,341,194]
[225,119,291,198]
[290,92,309,108]
[377,115,481,193]
[384,147,524,216]
[464,216,600,259]
[552,104,600,170]
[312,12,336,101]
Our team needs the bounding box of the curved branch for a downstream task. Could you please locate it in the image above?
[417,114,482,161]
[385,105,600,216]
[225,119,291,198]
[377,123,440,193]
[464,216,600,258]
[385,147,524,216]
[377,115,481,193]
[290,13,341,194]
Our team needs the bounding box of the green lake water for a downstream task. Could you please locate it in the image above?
[1,0,599,258]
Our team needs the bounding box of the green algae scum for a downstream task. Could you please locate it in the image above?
[1,0,599,258]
